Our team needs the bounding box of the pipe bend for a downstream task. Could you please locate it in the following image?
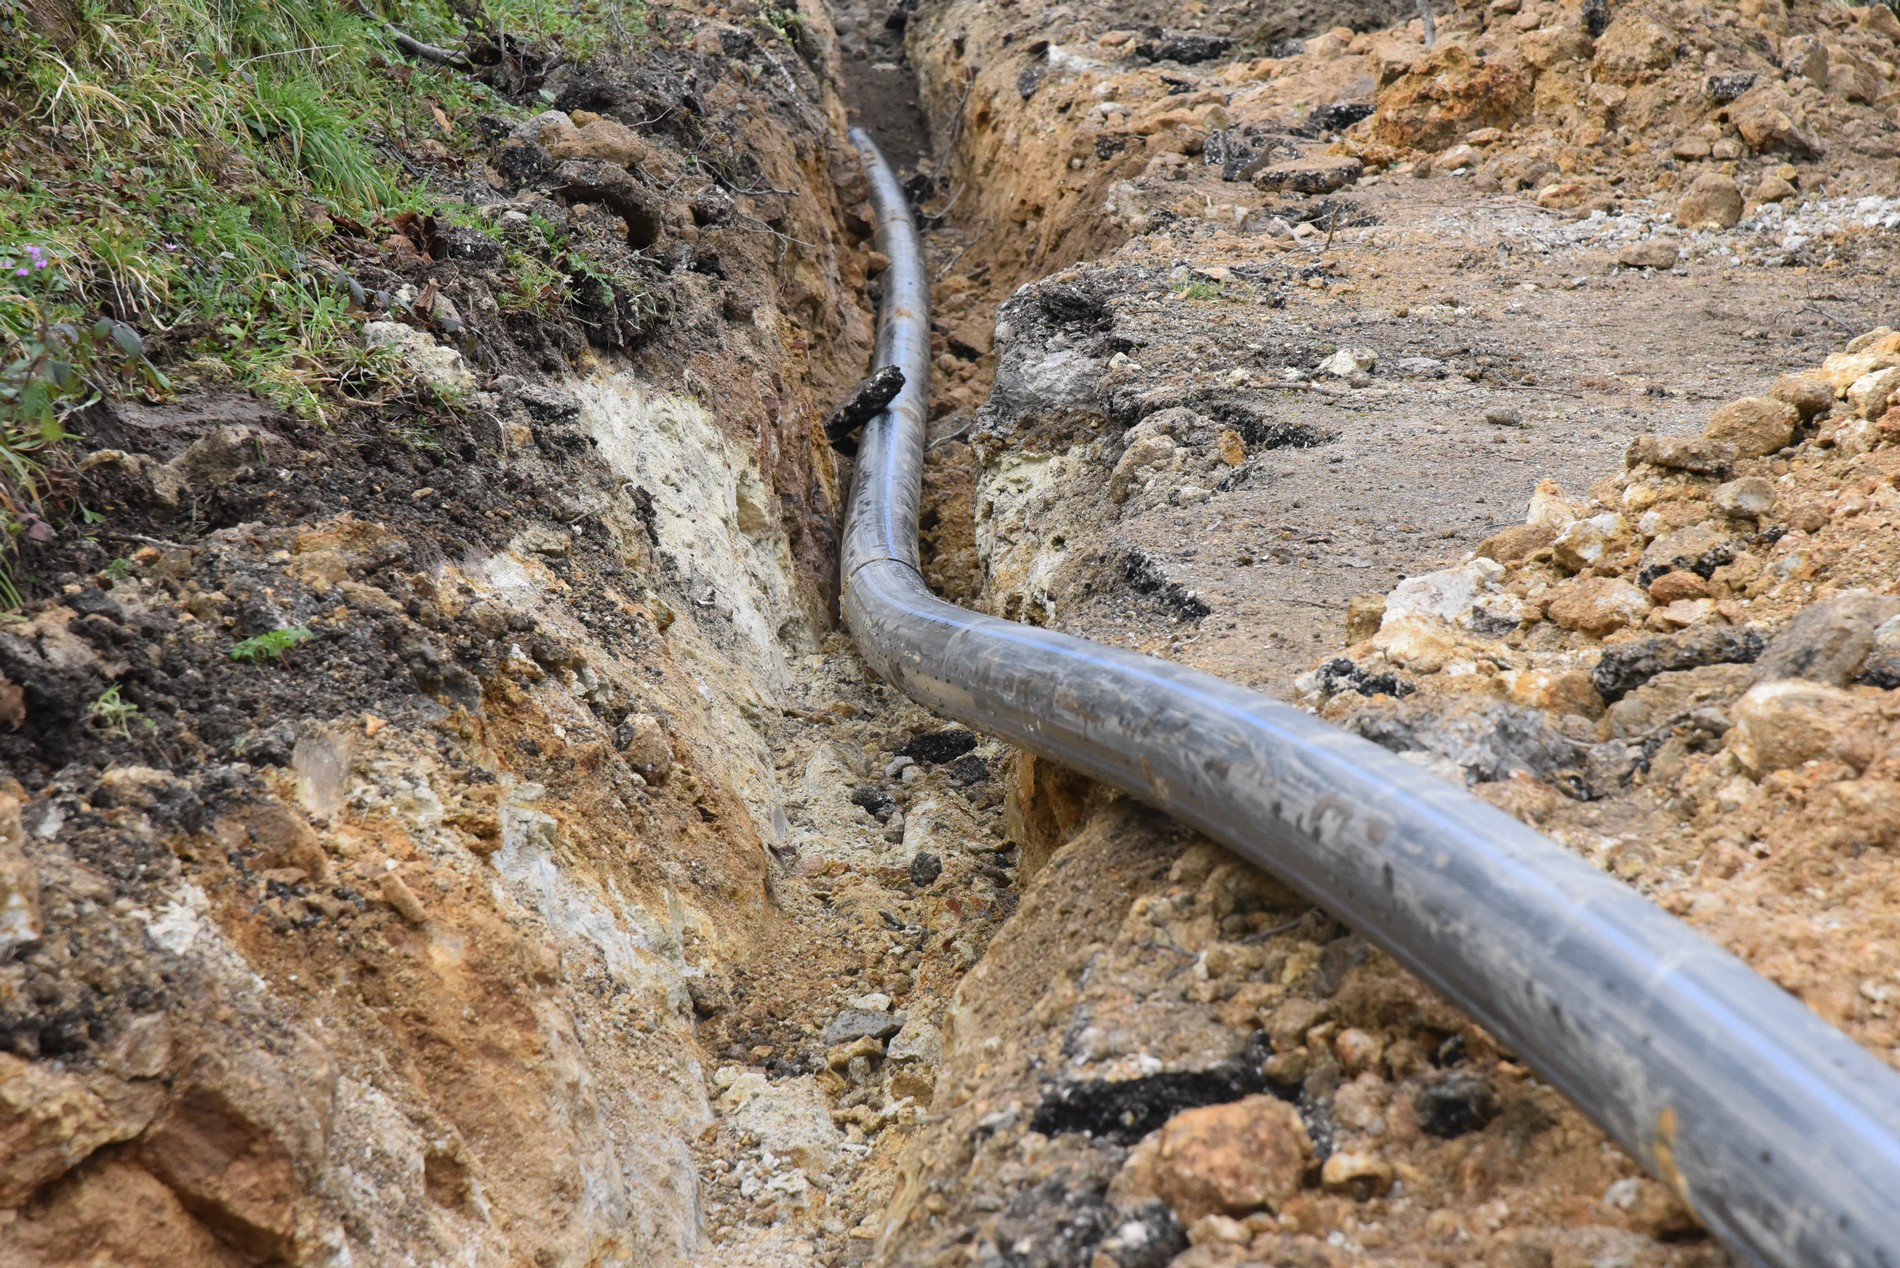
[839,128,1900,1268]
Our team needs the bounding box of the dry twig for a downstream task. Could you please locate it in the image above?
[347,0,473,70]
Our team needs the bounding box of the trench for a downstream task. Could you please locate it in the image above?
[763,4,1900,1262]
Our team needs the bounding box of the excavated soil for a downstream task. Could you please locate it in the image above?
[866,1,1900,1266]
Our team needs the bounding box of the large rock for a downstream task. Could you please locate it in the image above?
[1846,366,1900,419]
[362,322,477,396]
[1144,1094,1313,1223]
[1551,512,1635,573]
[615,711,674,785]
[1546,576,1651,635]
[1729,84,1822,157]
[1768,372,1834,420]
[1753,591,1900,686]
[887,1017,942,1066]
[1381,559,1529,635]
[1727,680,1862,773]
[1638,524,1736,587]
[1821,347,1900,394]
[1752,172,1797,204]
[135,1042,336,1262]
[1370,46,1530,150]
[823,1007,903,1046]
[1626,434,1733,474]
[1591,12,1679,83]
[1477,522,1556,564]
[1616,239,1680,270]
[1714,476,1776,519]
[538,114,655,171]
[1251,155,1363,194]
[1702,396,1799,457]
[0,1056,165,1205]
[1861,0,1900,38]
[1518,24,1593,70]
[1348,697,1587,784]
[1675,173,1743,230]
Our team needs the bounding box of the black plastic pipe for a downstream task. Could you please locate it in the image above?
[839,128,1900,1267]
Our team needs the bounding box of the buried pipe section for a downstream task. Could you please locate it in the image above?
[839,128,1900,1267]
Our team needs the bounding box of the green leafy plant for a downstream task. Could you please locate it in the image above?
[86,683,153,738]
[230,624,314,664]
[2,244,172,601]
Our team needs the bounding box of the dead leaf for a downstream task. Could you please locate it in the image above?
[431,105,454,135]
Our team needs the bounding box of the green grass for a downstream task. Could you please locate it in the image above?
[0,0,508,413]
[0,0,652,604]
[1173,279,1224,301]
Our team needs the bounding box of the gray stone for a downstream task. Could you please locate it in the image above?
[823,1008,903,1047]
[1319,347,1378,377]
[1347,697,1586,786]
[1251,155,1363,194]
[363,321,477,395]
[1754,591,1900,686]
[1856,616,1900,688]
[994,341,1103,416]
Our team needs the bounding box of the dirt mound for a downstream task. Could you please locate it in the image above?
[871,0,1900,1264]
[1307,329,1900,1070]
